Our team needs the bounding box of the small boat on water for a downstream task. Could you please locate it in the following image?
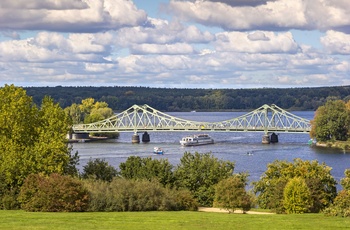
[153,147,164,155]
[180,134,214,146]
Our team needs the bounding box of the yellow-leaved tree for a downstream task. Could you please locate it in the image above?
[0,85,78,200]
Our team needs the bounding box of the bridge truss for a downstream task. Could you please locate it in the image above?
[72,104,311,134]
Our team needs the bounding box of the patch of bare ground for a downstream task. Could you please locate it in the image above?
[198,207,275,214]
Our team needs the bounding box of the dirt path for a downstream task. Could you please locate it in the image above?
[198,207,275,214]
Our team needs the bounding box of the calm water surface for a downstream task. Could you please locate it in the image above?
[72,111,350,187]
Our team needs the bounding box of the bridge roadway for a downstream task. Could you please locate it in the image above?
[72,104,311,143]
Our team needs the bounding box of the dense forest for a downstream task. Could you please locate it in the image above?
[24,85,350,111]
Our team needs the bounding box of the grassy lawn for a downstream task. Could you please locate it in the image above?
[1,210,350,230]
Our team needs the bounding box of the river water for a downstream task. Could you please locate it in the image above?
[72,111,350,188]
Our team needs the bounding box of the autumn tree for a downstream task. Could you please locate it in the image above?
[214,173,253,213]
[174,152,235,206]
[283,177,312,214]
[253,158,337,213]
[65,98,114,124]
[0,85,78,191]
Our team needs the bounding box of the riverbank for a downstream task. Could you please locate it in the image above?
[316,140,350,151]
[67,136,109,143]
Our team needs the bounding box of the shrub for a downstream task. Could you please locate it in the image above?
[0,173,20,210]
[324,190,350,217]
[18,173,89,212]
[214,174,253,213]
[253,159,336,213]
[81,158,118,182]
[84,178,197,212]
[283,177,312,214]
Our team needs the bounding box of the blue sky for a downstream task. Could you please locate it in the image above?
[0,0,349,89]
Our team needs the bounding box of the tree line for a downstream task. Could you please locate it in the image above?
[25,85,350,111]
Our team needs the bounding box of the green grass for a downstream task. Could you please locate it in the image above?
[1,210,350,230]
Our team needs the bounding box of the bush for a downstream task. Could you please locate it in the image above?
[253,159,337,213]
[81,158,118,182]
[214,174,253,213]
[84,178,197,212]
[324,190,350,217]
[18,173,89,212]
[283,177,312,214]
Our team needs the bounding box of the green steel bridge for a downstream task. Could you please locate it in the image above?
[72,104,311,136]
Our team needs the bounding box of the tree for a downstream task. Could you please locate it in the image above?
[283,177,312,214]
[310,100,350,142]
[174,152,235,206]
[0,85,78,190]
[253,158,337,213]
[81,158,118,182]
[65,98,114,124]
[119,156,175,187]
[324,190,350,217]
[214,173,252,213]
[64,103,83,124]
[324,169,350,217]
[340,169,350,191]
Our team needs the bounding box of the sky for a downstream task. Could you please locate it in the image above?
[0,0,350,89]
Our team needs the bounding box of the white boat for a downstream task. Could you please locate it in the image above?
[180,134,214,146]
[153,147,164,155]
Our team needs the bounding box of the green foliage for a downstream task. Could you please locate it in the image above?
[64,103,83,124]
[81,158,118,182]
[324,190,350,217]
[0,173,19,210]
[174,152,235,207]
[18,173,89,212]
[83,178,197,212]
[310,100,350,142]
[0,85,78,191]
[65,98,114,124]
[340,169,350,191]
[324,169,350,217]
[253,158,337,213]
[119,156,175,187]
[283,177,312,214]
[214,174,253,213]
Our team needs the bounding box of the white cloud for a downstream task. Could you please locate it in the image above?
[0,0,350,88]
[0,0,88,10]
[167,0,350,33]
[115,19,214,48]
[214,31,299,53]
[0,0,147,32]
[130,43,194,55]
[321,30,350,55]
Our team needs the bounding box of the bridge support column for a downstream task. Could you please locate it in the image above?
[142,132,150,143]
[132,133,140,144]
[262,134,270,144]
[270,133,278,143]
